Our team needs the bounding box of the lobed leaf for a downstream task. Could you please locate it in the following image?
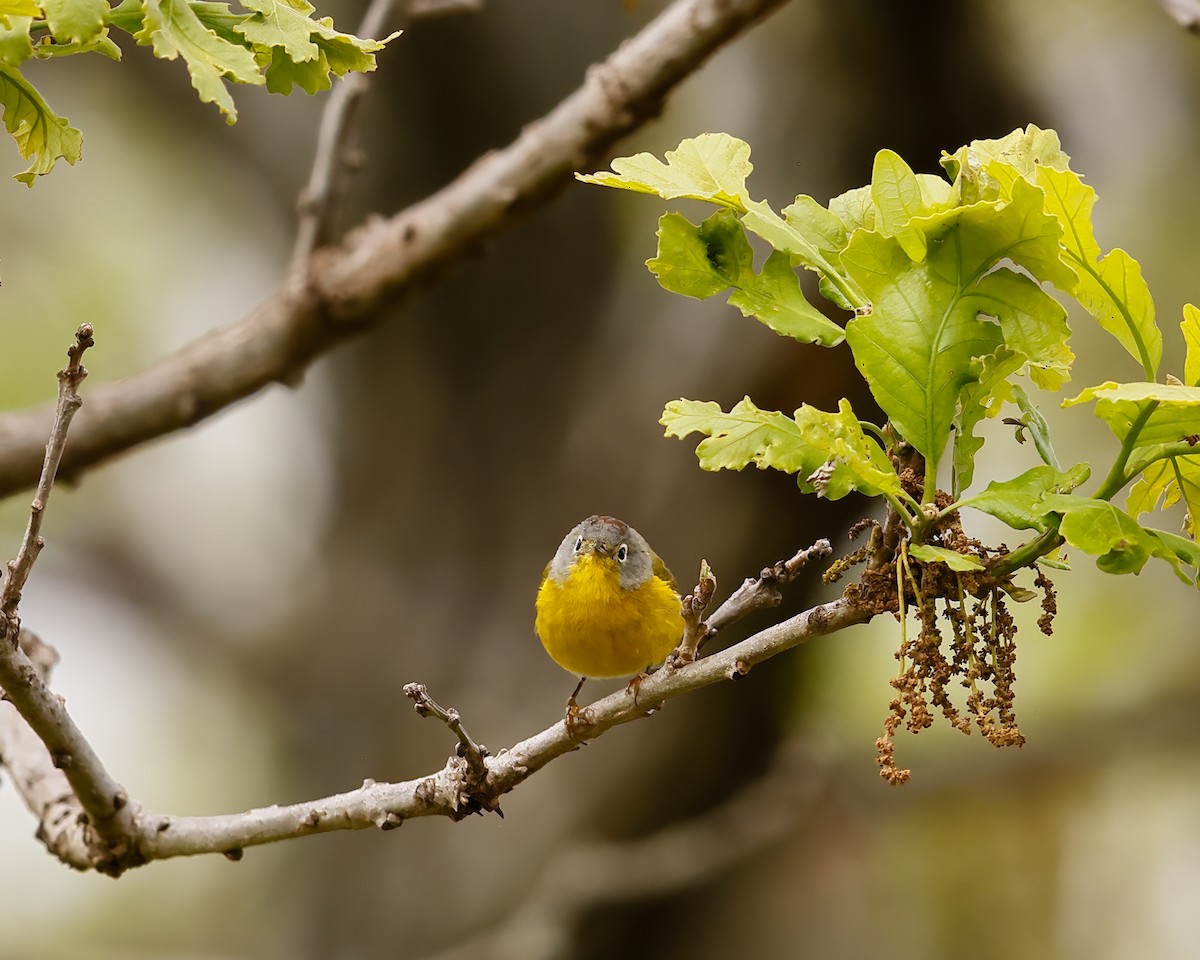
[961,463,1091,533]
[0,62,81,183]
[1032,166,1161,378]
[577,132,752,210]
[1064,381,1200,451]
[134,0,264,122]
[41,0,104,43]
[0,14,33,64]
[648,210,844,347]
[661,396,900,500]
[1040,494,1198,585]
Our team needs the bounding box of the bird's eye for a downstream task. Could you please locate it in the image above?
[574,536,583,553]
[616,544,628,562]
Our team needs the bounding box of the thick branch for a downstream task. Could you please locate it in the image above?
[0,0,791,498]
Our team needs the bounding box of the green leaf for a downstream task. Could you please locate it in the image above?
[41,0,104,43]
[0,63,81,183]
[1040,494,1199,584]
[1064,381,1200,451]
[1011,383,1062,470]
[870,148,929,261]
[577,133,752,210]
[1034,166,1161,378]
[828,184,874,233]
[647,210,845,346]
[134,0,264,123]
[1143,527,1200,587]
[0,14,33,65]
[940,124,1071,203]
[965,267,1073,390]
[781,195,847,263]
[233,0,318,62]
[649,209,748,300]
[1040,495,1155,575]
[1126,457,1175,518]
[1125,454,1200,537]
[661,396,900,500]
[962,463,1091,533]
[727,250,845,346]
[662,397,809,473]
[842,177,1066,467]
[908,544,985,571]
[739,198,863,306]
[0,0,39,23]
[1183,303,1200,386]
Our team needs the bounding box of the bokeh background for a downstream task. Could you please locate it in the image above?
[1,0,1199,957]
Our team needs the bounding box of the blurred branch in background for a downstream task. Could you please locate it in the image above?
[423,741,830,960]
[0,0,792,499]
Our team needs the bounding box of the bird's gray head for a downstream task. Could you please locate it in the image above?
[546,515,654,592]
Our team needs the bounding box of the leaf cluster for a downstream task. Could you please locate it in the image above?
[579,126,1200,589]
[0,0,394,184]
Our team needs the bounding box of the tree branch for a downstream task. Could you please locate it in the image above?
[0,0,792,498]
[1,579,870,872]
[0,327,139,872]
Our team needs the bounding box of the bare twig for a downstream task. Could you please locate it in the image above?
[675,558,716,663]
[0,327,139,871]
[688,539,833,660]
[0,324,93,622]
[0,0,792,498]
[290,0,402,274]
[403,681,492,806]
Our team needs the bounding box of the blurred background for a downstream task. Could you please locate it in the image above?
[1,0,1199,957]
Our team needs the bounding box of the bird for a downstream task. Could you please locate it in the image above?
[535,515,684,730]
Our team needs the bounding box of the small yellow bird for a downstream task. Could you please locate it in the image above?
[535,515,685,719]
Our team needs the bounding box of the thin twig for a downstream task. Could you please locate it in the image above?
[0,0,792,498]
[403,681,491,799]
[692,538,833,654]
[0,324,94,623]
[675,558,716,663]
[290,0,402,275]
[0,326,138,871]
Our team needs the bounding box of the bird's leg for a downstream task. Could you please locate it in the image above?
[624,666,653,706]
[564,677,588,736]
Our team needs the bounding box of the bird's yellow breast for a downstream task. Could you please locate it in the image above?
[535,555,684,679]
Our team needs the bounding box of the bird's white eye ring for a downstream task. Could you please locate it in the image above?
[616,543,628,562]
[574,536,583,553]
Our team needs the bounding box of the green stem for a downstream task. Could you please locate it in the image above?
[1125,439,1200,480]
[1093,401,1159,501]
[921,455,938,508]
[989,527,1064,577]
